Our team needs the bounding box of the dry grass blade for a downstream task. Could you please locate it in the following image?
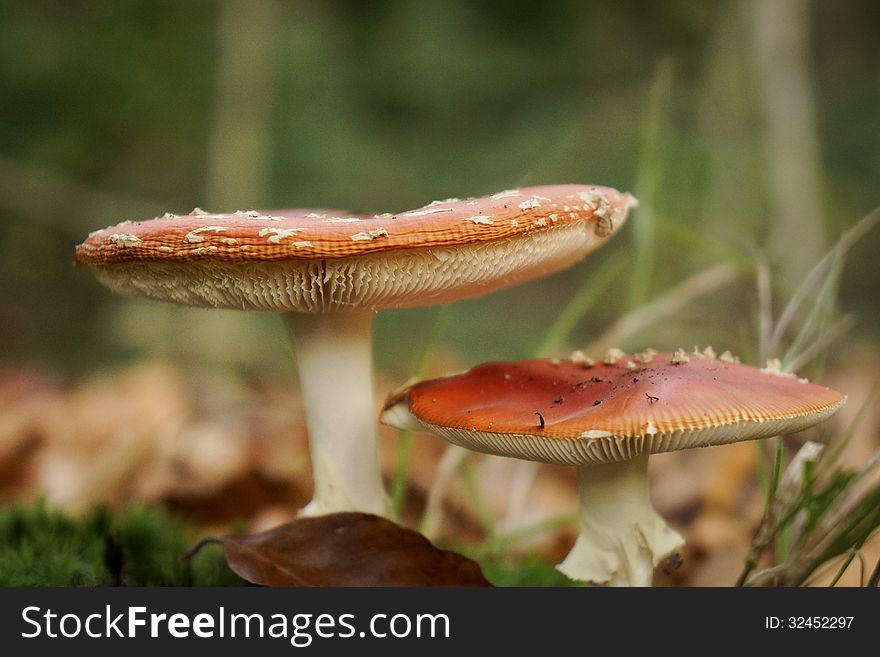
[767,205,880,356]
[587,262,738,354]
[420,445,470,540]
[818,382,880,477]
[868,559,880,587]
[0,157,167,234]
[531,259,624,357]
[500,456,542,532]
[747,207,879,585]
[754,250,773,363]
[785,314,855,374]
[780,242,846,371]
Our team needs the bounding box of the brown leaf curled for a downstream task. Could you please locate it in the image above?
[189,512,492,587]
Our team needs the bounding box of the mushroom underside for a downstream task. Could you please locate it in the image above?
[87,221,604,313]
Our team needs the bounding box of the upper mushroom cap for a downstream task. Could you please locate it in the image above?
[74,184,635,313]
[380,349,847,466]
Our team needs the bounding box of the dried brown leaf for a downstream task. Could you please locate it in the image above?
[190,512,492,587]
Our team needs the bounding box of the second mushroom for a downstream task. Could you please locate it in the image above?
[381,348,846,585]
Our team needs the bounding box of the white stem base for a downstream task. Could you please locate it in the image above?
[284,311,389,517]
[556,455,684,587]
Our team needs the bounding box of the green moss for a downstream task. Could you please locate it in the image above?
[0,501,242,586]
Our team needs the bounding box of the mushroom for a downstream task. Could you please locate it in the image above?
[380,348,846,585]
[75,186,636,517]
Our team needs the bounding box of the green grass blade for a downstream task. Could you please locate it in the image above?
[530,258,625,357]
[628,59,675,309]
[390,306,451,519]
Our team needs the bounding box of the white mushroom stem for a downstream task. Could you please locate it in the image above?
[557,454,684,586]
[283,310,389,517]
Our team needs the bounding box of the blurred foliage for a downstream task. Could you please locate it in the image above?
[0,0,878,376]
[0,500,242,586]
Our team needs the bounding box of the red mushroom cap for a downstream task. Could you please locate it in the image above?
[381,349,846,465]
[75,185,633,264]
[74,184,635,313]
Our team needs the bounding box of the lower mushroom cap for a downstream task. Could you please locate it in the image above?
[381,349,846,586]
[381,350,847,465]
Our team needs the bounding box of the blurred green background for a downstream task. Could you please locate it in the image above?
[1,0,878,381]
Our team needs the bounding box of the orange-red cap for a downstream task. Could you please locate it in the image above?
[381,348,846,465]
[74,185,635,313]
